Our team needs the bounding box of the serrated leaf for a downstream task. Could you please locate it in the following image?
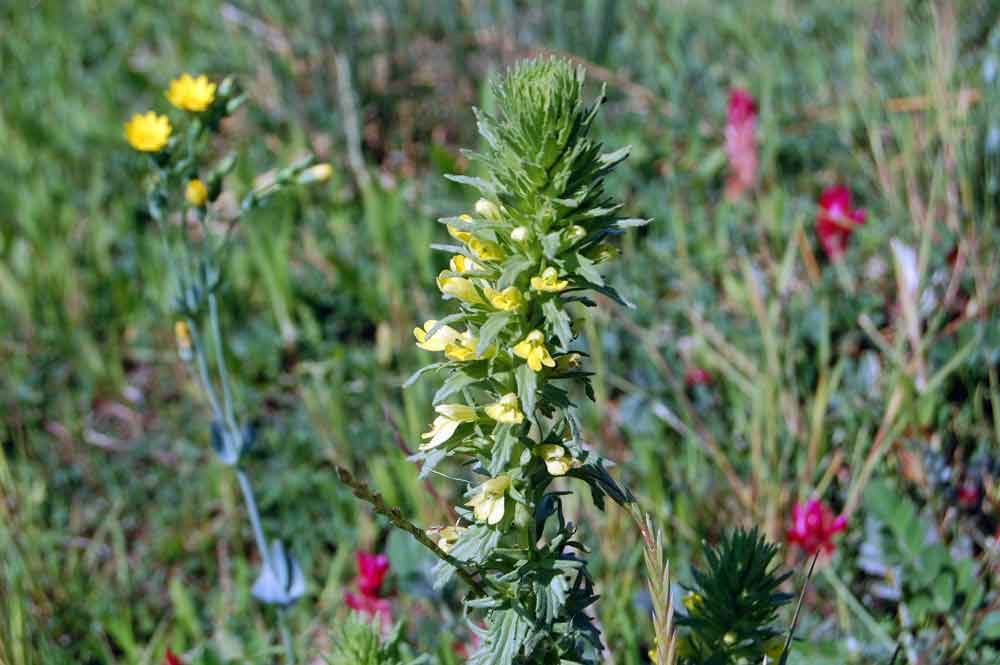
[433,370,480,404]
[542,299,573,348]
[498,255,535,289]
[489,425,518,476]
[444,173,497,195]
[516,363,538,418]
[575,252,603,286]
[478,312,512,355]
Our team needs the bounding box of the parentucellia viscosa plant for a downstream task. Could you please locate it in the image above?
[406,57,647,665]
[126,73,331,664]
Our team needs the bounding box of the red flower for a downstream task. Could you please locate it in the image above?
[816,185,865,259]
[164,649,181,665]
[355,551,389,596]
[345,550,392,625]
[725,88,758,200]
[684,367,712,387]
[786,498,846,555]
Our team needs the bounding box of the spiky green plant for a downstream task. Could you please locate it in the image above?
[676,529,793,664]
[405,57,646,665]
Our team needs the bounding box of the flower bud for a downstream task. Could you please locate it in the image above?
[475,198,501,220]
[297,163,333,184]
[510,226,529,242]
[185,179,208,207]
[565,225,586,243]
[174,320,193,361]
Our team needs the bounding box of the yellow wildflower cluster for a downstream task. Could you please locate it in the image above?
[125,73,216,153]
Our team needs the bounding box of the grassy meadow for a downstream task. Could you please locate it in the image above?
[2,1,1000,663]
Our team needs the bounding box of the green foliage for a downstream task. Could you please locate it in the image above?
[327,615,429,665]
[676,529,792,664]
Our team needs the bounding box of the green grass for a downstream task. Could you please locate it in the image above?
[2,1,999,663]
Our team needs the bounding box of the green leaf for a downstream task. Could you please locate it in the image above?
[403,362,444,388]
[516,363,538,418]
[444,173,497,195]
[542,299,573,348]
[615,217,651,229]
[575,252,603,286]
[433,370,480,404]
[489,425,518,476]
[478,311,512,355]
[498,255,535,289]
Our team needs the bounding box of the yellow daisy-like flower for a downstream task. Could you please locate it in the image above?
[185,179,208,206]
[124,112,171,152]
[444,331,495,362]
[484,286,524,311]
[437,271,484,304]
[536,444,579,476]
[512,330,556,372]
[431,525,466,554]
[530,267,569,292]
[420,404,477,450]
[466,475,511,525]
[450,254,481,274]
[448,214,475,244]
[166,73,217,112]
[469,237,505,262]
[484,393,524,425]
[413,320,461,352]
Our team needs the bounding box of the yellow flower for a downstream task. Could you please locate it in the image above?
[556,353,582,371]
[420,404,477,450]
[474,198,500,220]
[536,444,579,476]
[683,591,704,613]
[448,214,474,244]
[512,330,555,372]
[530,267,569,292]
[450,254,481,274]
[444,331,495,362]
[174,320,193,360]
[432,526,466,554]
[166,73,217,112]
[298,163,333,184]
[484,393,524,424]
[484,286,524,311]
[469,237,505,262]
[413,320,461,352]
[124,112,171,152]
[185,179,208,206]
[467,475,511,525]
[437,271,484,304]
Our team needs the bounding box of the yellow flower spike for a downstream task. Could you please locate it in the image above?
[484,286,524,312]
[413,320,461,352]
[185,179,208,207]
[124,112,171,152]
[437,271,484,304]
[174,320,193,360]
[466,475,511,525]
[536,444,579,476]
[450,254,481,274]
[444,331,495,362]
[530,267,569,293]
[512,330,556,372]
[420,404,477,450]
[166,73,217,112]
[484,393,525,424]
[433,526,466,554]
[468,237,505,262]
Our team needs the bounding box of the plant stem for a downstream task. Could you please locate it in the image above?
[278,607,296,665]
[236,469,272,570]
[209,293,239,433]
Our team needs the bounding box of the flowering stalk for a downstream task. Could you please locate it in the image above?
[127,73,330,664]
[407,57,645,664]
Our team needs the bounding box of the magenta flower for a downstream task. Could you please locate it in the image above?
[355,551,389,596]
[816,185,866,259]
[725,88,758,200]
[345,550,392,624]
[786,498,846,555]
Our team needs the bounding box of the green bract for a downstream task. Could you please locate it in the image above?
[410,57,645,665]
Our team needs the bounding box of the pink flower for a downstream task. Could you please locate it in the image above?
[345,550,392,624]
[684,367,712,387]
[786,499,847,555]
[345,590,393,622]
[355,551,389,596]
[816,185,866,259]
[725,88,758,200]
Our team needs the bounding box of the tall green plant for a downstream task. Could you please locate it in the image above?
[406,57,645,664]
